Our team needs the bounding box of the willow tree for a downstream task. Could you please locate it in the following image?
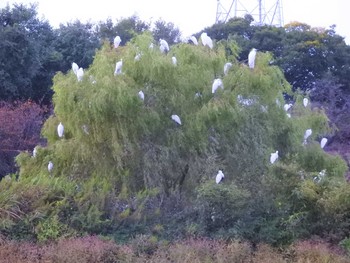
[3,33,347,243]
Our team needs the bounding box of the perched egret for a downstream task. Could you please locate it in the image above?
[82,125,89,135]
[200,32,213,49]
[303,98,309,107]
[171,114,182,125]
[138,90,145,101]
[304,129,312,144]
[270,151,279,164]
[57,122,64,138]
[216,170,224,184]
[224,62,233,75]
[284,103,293,112]
[114,59,123,75]
[114,35,121,48]
[134,53,141,61]
[48,161,53,173]
[72,62,79,75]
[189,35,198,45]
[172,56,177,65]
[320,137,328,149]
[212,78,223,94]
[159,39,169,53]
[248,48,257,69]
[32,147,37,158]
[77,68,84,81]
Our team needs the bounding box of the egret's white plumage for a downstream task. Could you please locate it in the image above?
[114,59,123,75]
[304,129,312,141]
[32,147,37,158]
[200,32,213,49]
[248,48,257,69]
[159,39,169,53]
[212,78,223,94]
[172,56,177,65]
[189,35,198,45]
[320,137,328,149]
[216,170,224,184]
[48,161,53,173]
[270,151,279,164]
[57,122,64,138]
[114,36,121,48]
[303,98,309,107]
[82,124,89,135]
[284,103,293,112]
[171,114,181,125]
[72,62,79,75]
[224,62,233,75]
[135,53,141,61]
[77,67,84,81]
[138,90,145,101]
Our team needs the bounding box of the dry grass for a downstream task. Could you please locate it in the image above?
[0,236,349,263]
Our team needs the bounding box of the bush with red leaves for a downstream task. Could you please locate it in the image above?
[0,101,48,178]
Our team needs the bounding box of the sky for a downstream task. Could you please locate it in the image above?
[1,0,349,43]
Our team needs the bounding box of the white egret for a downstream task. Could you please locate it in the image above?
[303,98,309,107]
[77,68,84,81]
[284,103,293,112]
[32,147,37,158]
[72,62,79,75]
[57,122,64,138]
[270,151,279,164]
[212,78,223,94]
[138,90,145,101]
[82,124,89,135]
[224,62,232,75]
[320,137,328,149]
[159,39,169,53]
[216,170,224,184]
[48,161,53,173]
[172,56,177,65]
[248,48,257,69]
[134,53,141,61]
[171,114,182,125]
[114,36,121,48]
[304,129,312,141]
[114,59,123,75]
[200,32,213,49]
[189,35,198,45]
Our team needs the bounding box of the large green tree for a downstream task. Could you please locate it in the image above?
[0,3,58,103]
[2,33,347,245]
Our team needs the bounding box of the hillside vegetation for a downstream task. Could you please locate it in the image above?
[0,33,348,255]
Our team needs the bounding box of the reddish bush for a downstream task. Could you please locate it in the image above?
[0,100,48,177]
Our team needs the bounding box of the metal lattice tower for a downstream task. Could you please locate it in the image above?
[216,0,284,27]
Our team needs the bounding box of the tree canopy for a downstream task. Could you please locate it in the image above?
[0,33,347,246]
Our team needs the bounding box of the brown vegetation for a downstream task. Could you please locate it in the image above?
[0,235,348,263]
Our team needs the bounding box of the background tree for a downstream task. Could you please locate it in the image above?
[97,16,150,45]
[0,3,58,103]
[53,20,100,74]
[152,19,181,45]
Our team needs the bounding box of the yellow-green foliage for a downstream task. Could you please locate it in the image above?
[4,32,348,242]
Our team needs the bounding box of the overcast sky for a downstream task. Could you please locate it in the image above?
[1,0,349,43]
